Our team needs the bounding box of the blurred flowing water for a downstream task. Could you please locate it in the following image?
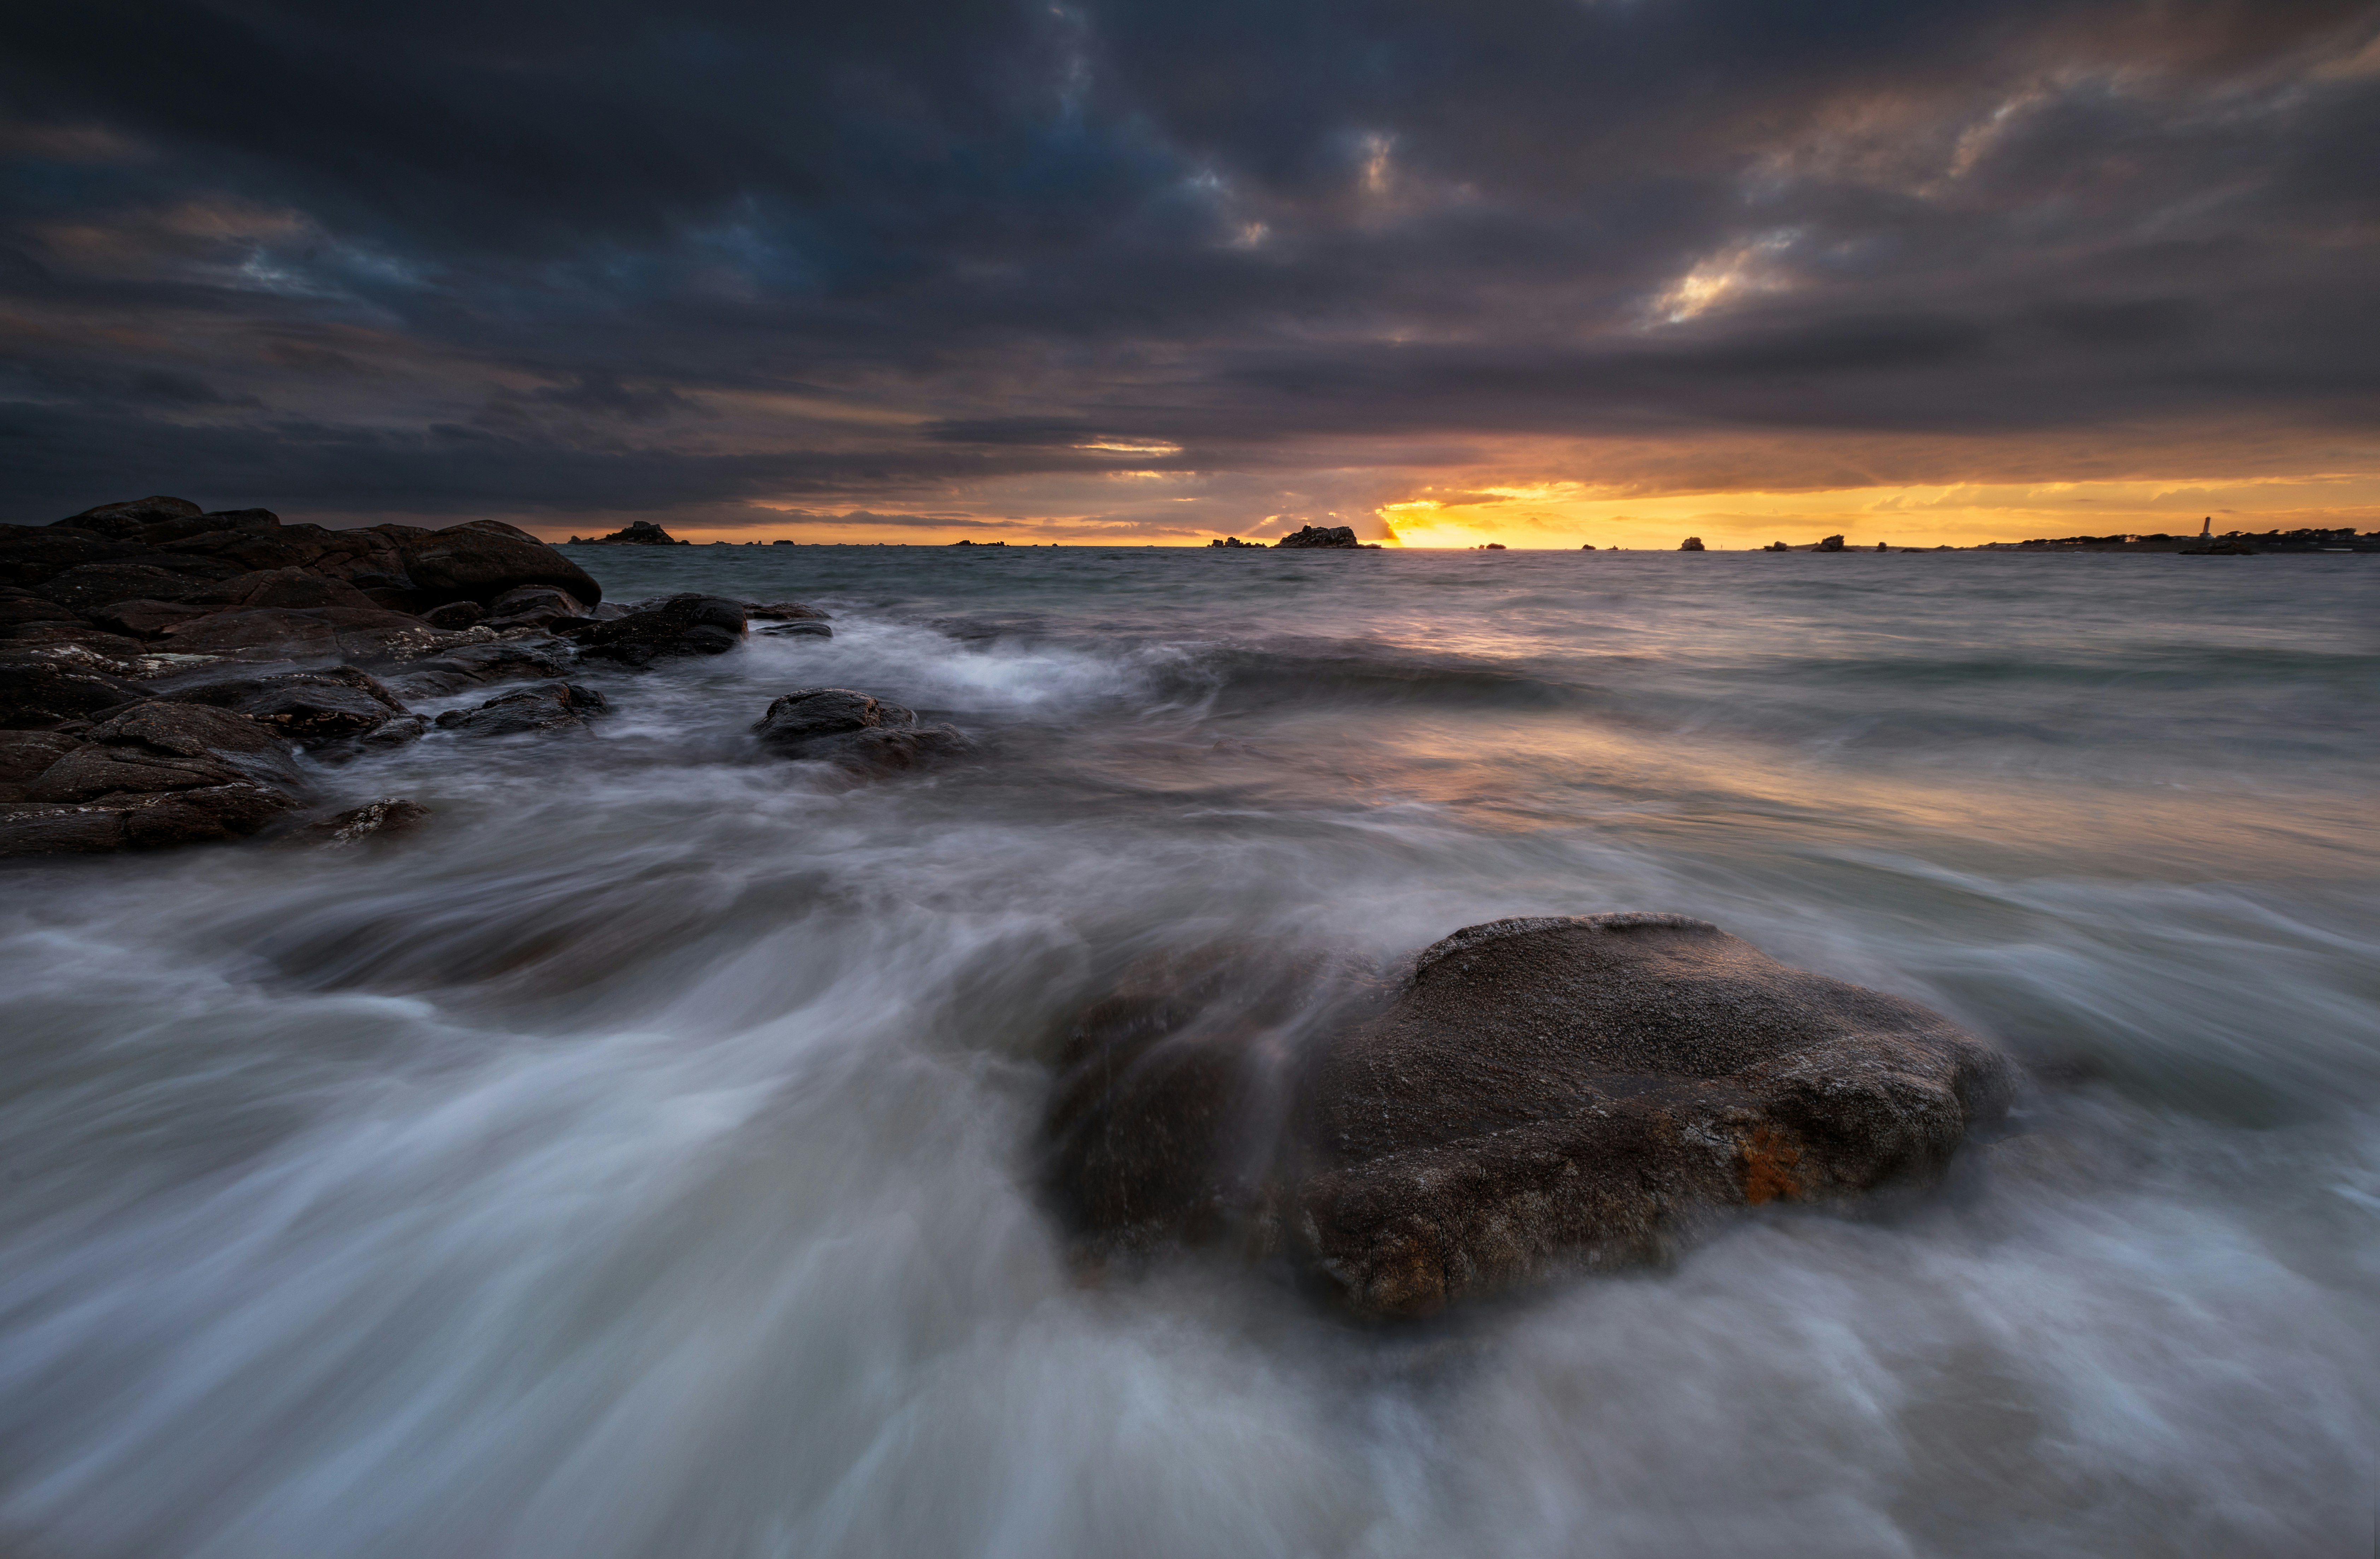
[2,546,2375,1558]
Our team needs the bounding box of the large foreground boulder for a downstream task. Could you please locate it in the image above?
[751,688,968,771]
[1045,913,2014,1318]
[387,519,603,607]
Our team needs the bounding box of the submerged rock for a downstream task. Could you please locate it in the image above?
[304,797,433,847]
[751,687,967,771]
[575,594,747,665]
[1044,913,2014,1318]
[434,682,610,738]
[151,665,412,746]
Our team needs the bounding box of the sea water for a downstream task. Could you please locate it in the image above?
[1,547,2374,1558]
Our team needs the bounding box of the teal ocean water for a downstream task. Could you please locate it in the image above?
[2,546,2374,1557]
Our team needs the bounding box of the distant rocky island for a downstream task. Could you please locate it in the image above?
[566,520,688,545]
[1212,524,1383,549]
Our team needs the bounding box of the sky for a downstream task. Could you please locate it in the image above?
[2,0,2376,548]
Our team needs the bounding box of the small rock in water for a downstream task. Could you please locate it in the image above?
[751,687,968,771]
[305,797,433,847]
[744,601,831,621]
[1045,913,2014,1318]
[574,594,747,665]
[434,682,610,738]
[758,620,833,638]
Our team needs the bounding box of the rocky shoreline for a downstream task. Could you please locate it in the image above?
[1,495,954,858]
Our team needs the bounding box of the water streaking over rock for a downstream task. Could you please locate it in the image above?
[2,545,2374,1557]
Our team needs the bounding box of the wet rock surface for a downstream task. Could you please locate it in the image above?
[1045,913,2014,1318]
[435,682,611,738]
[303,796,434,847]
[574,594,747,665]
[0,700,309,855]
[751,687,968,771]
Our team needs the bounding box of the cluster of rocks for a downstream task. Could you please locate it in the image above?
[2,496,964,858]
[1045,913,2012,1319]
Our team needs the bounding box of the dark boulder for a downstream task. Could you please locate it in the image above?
[0,524,145,588]
[433,682,609,738]
[1814,534,1846,552]
[483,583,590,627]
[759,620,833,638]
[751,687,968,771]
[576,594,746,665]
[88,599,213,637]
[385,519,603,607]
[380,640,571,699]
[1044,946,1378,1259]
[422,601,486,629]
[1292,914,2012,1316]
[52,496,204,538]
[0,700,307,855]
[0,658,148,728]
[1045,913,2014,1318]
[34,562,221,614]
[157,604,435,661]
[1679,536,1705,551]
[0,730,84,800]
[745,601,831,621]
[154,665,411,746]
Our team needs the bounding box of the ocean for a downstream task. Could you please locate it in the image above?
[2,545,2374,1557]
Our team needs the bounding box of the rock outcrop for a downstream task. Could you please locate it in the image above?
[572,594,747,665]
[1273,525,1381,550]
[751,688,968,771]
[1044,913,2013,1318]
[0,700,309,855]
[571,520,686,545]
[1679,536,1705,551]
[434,682,610,737]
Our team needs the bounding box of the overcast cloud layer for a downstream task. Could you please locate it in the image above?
[2,0,2375,541]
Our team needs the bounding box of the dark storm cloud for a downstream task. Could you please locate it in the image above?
[0,0,2374,524]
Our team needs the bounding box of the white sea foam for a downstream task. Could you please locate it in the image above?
[1,550,2373,1556]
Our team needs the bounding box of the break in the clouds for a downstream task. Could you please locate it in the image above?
[2,0,2375,544]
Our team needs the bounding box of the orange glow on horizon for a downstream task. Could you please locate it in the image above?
[532,467,2380,549]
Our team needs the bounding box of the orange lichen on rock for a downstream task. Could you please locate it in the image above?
[1739,1124,1805,1205]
